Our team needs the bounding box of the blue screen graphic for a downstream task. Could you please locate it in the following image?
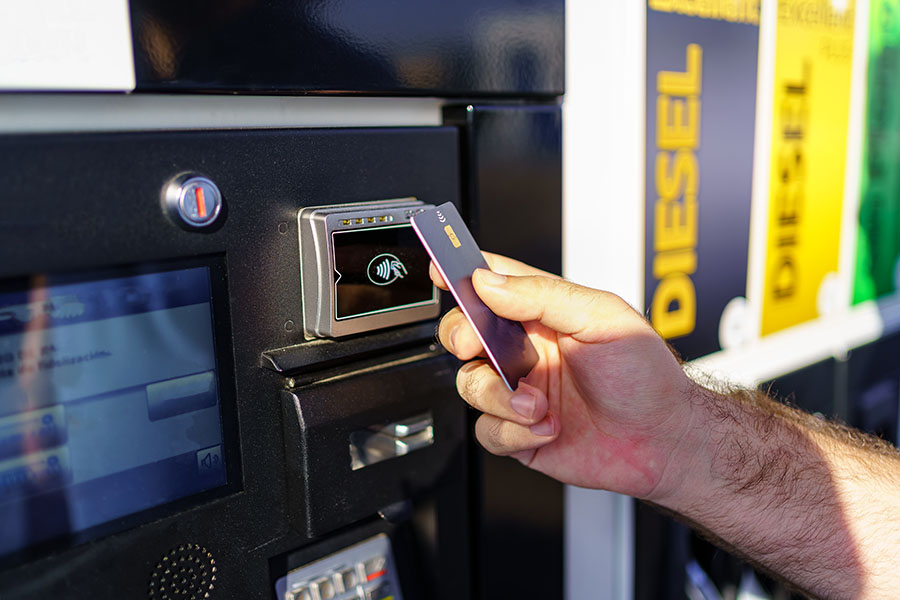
[0,267,227,557]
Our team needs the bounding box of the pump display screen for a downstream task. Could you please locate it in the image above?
[0,265,229,558]
[332,224,436,320]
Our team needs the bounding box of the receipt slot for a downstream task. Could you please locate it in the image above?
[298,199,440,338]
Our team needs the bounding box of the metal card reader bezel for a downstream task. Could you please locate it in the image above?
[298,198,439,338]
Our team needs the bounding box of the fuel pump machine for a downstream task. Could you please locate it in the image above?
[0,1,563,599]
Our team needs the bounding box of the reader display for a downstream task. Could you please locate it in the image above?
[333,225,434,320]
[0,265,229,558]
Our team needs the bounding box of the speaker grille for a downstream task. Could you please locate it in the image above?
[149,544,217,599]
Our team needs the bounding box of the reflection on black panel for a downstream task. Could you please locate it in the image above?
[848,334,900,445]
[855,378,899,445]
[762,359,837,418]
[332,225,434,320]
[0,267,226,557]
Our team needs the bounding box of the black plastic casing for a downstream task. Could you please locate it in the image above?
[446,103,564,599]
[129,0,564,98]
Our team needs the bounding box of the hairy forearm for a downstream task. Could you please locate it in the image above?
[654,385,900,599]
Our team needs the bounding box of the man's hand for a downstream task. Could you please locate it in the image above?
[435,253,900,599]
[432,253,699,502]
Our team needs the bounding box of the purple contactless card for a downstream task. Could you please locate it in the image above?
[411,202,539,391]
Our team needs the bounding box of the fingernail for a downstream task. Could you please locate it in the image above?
[448,325,459,353]
[530,414,556,437]
[476,269,507,286]
[510,393,536,419]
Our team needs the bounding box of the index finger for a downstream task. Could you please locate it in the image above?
[482,252,561,279]
[428,251,559,291]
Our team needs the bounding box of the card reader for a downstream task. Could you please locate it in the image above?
[298,198,440,338]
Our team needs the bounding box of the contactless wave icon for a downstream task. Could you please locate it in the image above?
[367,253,408,286]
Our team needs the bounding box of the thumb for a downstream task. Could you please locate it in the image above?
[472,268,637,341]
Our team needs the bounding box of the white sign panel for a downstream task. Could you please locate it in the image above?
[0,0,135,91]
